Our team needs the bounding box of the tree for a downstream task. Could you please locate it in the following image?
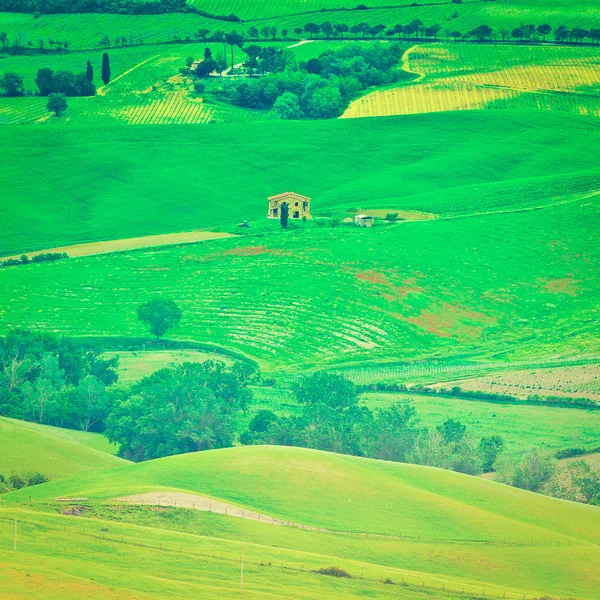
[137,299,182,341]
[225,30,244,72]
[295,373,358,411]
[47,93,67,116]
[196,28,210,41]
[71,375,111,432]
[470,24,493,41]
[555,25,569,42]
[280,201,289,229]
[294,27,303,38]
[243,44,262,75]
[436,418,466,443]
[321,22,333,39]
[334,23,349,38]
[496,450,557,493]
[271,92,304,120]
[248,27,259,39]
[304,22,320,39]
[305,57,322,74]
[479,435,504,472]
[0,32,7,49]
[101,52,110,85]
[537,24,552,41]
[0,72,24,97]
[106,362,250,461]
[86,60,94,82]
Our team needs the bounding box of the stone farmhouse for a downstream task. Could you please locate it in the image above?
[268,192,312,220]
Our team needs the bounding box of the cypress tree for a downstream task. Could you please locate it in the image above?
[86,60,93,82]
[280,202,289,229]
[101,53,111,85]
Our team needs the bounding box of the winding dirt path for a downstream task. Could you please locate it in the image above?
[115,492,320,530]
[2,231,235,262]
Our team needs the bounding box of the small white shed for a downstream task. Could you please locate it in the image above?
[355,214,375,228]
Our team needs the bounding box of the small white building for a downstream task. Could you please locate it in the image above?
[355,214,375,228]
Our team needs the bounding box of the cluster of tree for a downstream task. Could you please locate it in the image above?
[0,32,72,54]
[35,67,95,96]
[0,252,68,268]
[228,43,407,120]
[240,373,505,475]
[0,329,119,431]
[105,361,255,461]
[0,0,239,20]
[0,472,48,493]
[495,450,600,505]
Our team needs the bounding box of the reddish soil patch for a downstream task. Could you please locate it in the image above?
[355,269,424,300]
[224,245,277,257]
[543,277,578,297]
[403,303,495,339]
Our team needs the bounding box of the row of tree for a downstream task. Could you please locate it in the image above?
[0,54,110,97]
[188,21,600,46]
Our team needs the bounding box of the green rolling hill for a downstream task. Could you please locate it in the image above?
[4,446,600,599]
[0,417,125,479]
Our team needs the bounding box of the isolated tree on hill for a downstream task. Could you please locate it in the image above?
[101,52,110,85]
[85,60,93,82]
[0,72,24,97]
[137,298,182,341]
[47,93,67,116]
[280,202,289,229]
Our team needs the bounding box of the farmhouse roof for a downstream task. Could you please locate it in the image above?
[355,214,373,219]
[268,192,311,202]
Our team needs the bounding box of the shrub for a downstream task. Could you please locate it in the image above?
[313,567,352,578]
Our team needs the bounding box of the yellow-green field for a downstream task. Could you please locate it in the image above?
[343,44,600,118]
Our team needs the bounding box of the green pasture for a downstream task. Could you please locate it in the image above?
[104,349,234,381]
[0,149,598,368]
[363,393,600,457]
[4,445,600,599]
[1,110,598,254]
[0,417,124,478]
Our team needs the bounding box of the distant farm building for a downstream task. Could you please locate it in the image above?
[355,214,375,228]
[268,192,312,220]
[189,60,202,72]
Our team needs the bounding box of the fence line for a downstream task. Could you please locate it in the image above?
[0,511,549,600]
[1,501,599,551]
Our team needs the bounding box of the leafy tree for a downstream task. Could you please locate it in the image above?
[385,212,399,222]
[271,91,303,120]
[248,26,259,39]
[555,25,569,42]
[47,92,67,116]
[196,28,210,41]
[0,72,24,96]
[305,57,322,74]
[304,22,320,39]
[280,201,289,229]
[496,450,557,492]
[243,44,262,74]
[71,375,111,431]
[106,362,250,460]
[436,418,466,444]
[537,24,552,40]
[295,372,358,410]
[86,60,93,82]
[101,52,110,85]
[0,32,7,49]
[479,435,504,472]
[304,83,344,119]
[137,299,182,341]
[224,30,244,71]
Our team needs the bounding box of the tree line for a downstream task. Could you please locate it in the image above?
[2,323,598,504]
[0,0,240,20]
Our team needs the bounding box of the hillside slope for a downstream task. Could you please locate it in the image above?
[0,417,126,479]
[5,446,600,599]
[1,111,598,255]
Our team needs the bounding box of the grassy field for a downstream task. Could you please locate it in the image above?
[0,417,123,478]
[1,157,598,369]
[363,393,600,457]
[1,110,598,254]
[105,349,234,381]
[4,446,600,599]
[344,43,600,118]
[433,363,600,401]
